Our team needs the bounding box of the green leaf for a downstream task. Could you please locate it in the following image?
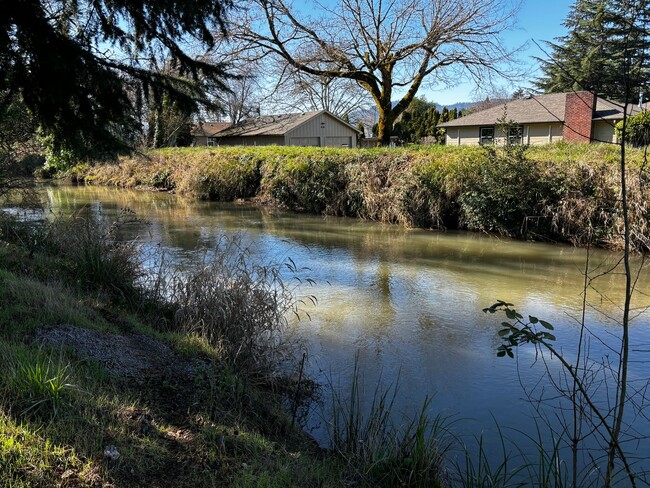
[497,350,506,357]
[529,316,538,324]
[539,320,554,330]
[507,350,514,358]
[498,328,510,337]
[505,309,516,319]
[543,333,557,341]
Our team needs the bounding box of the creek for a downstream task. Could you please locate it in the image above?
[42,184,650,475]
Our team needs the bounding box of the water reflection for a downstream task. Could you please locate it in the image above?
[41,184,650,472]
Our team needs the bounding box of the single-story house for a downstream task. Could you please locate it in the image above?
[438,91,640,146]
[192,110,361,148]
[190,122,231,147]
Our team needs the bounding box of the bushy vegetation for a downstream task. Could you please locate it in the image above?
[0,208,455,486]
[72,143,650,251]
[616,110,650,147]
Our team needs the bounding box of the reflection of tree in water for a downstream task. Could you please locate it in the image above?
[376,261,391,298]
[45,185,650,322]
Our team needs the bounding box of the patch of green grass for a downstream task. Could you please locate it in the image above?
[11,350,75,418]
[0,412,91,488]
[0,271,109,340]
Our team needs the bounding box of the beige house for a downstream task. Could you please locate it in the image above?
[439,92,639,146]
[190,122,231,146]
[192,110,360,148]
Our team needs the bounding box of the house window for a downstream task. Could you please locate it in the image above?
[207,137,218,146]
[479,127,494,145]
[508,125,524,145]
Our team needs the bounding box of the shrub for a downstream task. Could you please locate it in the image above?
[262,152,349,214]
[163,235,307,377]
[46,207,144,303]
[458,144,559,237]
[615,110,650,147]
[178,150,262,200]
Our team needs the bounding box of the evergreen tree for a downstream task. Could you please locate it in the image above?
[356,121,366,138]
[608,0,650,101]
[427,108,441,137]
[393,97,440,143]
[536,0,649,101]
[1,0,232,157]
[440,107,450,123]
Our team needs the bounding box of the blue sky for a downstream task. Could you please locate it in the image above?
[424,0,574,105]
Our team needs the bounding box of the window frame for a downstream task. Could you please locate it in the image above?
[479,126,495,145]
[508,125,524,145]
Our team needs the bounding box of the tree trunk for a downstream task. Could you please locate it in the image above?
[376,107,395,146]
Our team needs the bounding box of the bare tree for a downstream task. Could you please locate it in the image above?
[220,67,263,123]
[234,0,518,144]
[199,35,265,123]
[269,64,373,118]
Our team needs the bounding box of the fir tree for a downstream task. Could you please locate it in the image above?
[536,0,649,102]
[1,0,232,157]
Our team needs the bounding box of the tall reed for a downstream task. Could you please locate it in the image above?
[328,357,450,487]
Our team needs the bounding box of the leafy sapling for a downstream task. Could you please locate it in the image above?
[483,300,556,358]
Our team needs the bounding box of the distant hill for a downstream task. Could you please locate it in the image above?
[350,101,474,125]
[433,102,473,112]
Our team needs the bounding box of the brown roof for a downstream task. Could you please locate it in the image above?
[214,111,319,137]
[214,110,361,138]
[438,93,640,128]
[191,122,231,137]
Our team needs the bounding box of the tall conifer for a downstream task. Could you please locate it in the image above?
[536,0,648,102]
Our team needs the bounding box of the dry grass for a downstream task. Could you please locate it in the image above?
[69,143,650,250]
[159,235,307,377]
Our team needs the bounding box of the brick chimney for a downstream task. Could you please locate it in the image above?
[563,91,596,142]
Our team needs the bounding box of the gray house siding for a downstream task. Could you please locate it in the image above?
[445,122,565,146]
[193,135,208,146]
[198,111,359,148]
[285,113,358,148]
[592,120,617,143]
[288,137,320,146]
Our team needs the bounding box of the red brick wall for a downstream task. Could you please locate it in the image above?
[564,91,596,142]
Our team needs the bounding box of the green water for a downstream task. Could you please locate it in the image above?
[39,184,650,474]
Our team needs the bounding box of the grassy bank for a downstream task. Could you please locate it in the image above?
[69,143,650,251]
[0,209,449,487]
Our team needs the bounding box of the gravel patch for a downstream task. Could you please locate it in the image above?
[36,324,203,383]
